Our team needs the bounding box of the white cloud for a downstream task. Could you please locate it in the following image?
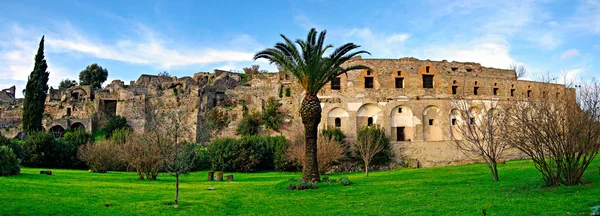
[0,22,268,97]
[336,28,410,57]
[420,36,516,69]
[560,49,580,60]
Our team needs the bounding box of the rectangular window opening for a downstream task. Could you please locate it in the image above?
[398,108,402,113]
[331,77,341,90]
[364,77,374,88]
[527,90,532,97]
[426,66,430,73]
[451,119,457,125]
[474,87,479,95]
[395,77,404,88]
[493,88,499,96]
[452,86,458,95]
[422,75,434,88]
[511,89,515,97]
[428,119,434,125]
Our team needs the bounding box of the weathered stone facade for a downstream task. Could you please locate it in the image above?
[0,57,575,168]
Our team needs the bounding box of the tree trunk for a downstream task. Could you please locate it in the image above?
[300,93,321,182]
[365,161,369,177]
[174,174,179,208]
[488,161,499,181]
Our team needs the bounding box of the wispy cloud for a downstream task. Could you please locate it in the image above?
[560,49,580,60]
[0,21,273,97]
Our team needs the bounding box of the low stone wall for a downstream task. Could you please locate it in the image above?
[392,140,528,168]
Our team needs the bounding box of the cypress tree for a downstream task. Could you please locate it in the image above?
[22,36,50,134]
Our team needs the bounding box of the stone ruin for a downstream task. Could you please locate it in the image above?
[0,57,576,167]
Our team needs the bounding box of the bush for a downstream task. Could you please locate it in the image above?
[78,140,124,173]
[21,131,55,167]
[236,112,261,136]
[287,179,317,191]
[21,131,81,168]
[0,146,20,176]
[0,135,22,160]
[110,128,131,145]
[192,145,211,171]
[262,97,284,131]
[104,115,130,138]
[49,139,79,168]
[63,128,91,146]
[208,136,288,172]
[287,134,345,175]
[120,136,160,179]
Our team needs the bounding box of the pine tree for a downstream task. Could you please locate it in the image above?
[22,36,50,134]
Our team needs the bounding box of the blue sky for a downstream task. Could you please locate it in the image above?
[1,0,599,97]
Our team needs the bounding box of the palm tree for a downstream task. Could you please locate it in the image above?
[254,28,370,182]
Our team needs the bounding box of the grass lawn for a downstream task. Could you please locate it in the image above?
[1,160,599,215]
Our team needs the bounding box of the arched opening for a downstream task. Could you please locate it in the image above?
[327,107,349,130]
[391,106,415,141]
[357,103,383,128]
[49,125,65,138]
[423,106,441,141]
[71,122,85,131]
[449,108,466,140]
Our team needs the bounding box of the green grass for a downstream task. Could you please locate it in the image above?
[1,160,599,215]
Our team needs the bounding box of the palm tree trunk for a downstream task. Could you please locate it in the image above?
[300,93,321,182]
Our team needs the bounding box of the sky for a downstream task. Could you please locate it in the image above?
[1,0,599,97]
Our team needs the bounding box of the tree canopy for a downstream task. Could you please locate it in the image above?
[79,63,108,89]
[58,79,77,90]
[22,36,50,134]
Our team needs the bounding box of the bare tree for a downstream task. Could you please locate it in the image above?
[505,78,600,186]
[509,63,527,79]
[121,135,161,180]
[146,106,197,208]
[448,100,509,181]
[354,126,387,177]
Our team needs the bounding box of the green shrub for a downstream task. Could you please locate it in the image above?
[109,128,131,144]
[21,131,82,168]
[0,135,22,160]
[193,145,211,171]
[104,115,130,138]
[21,131,55,167]
[63,128,91,146]
[49,139,79,168]
[237,112,261,136]
[262,97,284,131]
[286,179,317,191]
[0,146,20,176]
[208,136,289,172]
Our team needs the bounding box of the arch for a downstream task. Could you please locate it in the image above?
[71,122,85,131]
[49,125,65,138]
[423,105,442,141]
[391,105,415,141]
[328,107,349,118]
[449,108,466,140]
[357,103,383,127]
[326,107,349,133]
[70,87,87,100]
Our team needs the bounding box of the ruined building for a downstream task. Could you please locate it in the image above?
[0,57,575,167]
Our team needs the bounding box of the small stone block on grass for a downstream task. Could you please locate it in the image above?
[226,174,233,181]
[39,170,52,175]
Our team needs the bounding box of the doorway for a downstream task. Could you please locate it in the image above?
[396,127,405,141]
